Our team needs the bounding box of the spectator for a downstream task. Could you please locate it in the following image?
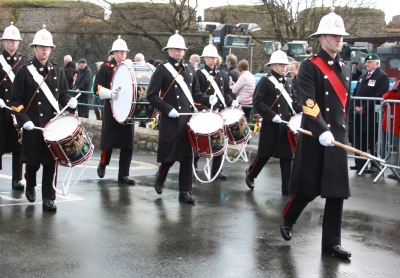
[147,58,155,65]
[64,54,75,89]
[351,61,362,81]
[288,60,301,112]
[226,53,240,83]
[73,58,92,118]
[231,59,255,121]
[134,53,145,64]
[189,54,200,71]
[152,59,163,67]
[91,61,104,120]
[352,54,389,173]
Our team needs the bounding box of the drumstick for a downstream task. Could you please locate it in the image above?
[280,120,386,163]
[2,105,12,110]
[51,93,81,122]
[178,113,197,116]
[33,126,52,132]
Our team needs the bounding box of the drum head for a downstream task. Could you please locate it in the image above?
[44,115,79,141]
[289,114,302,134]
[190,112,223,134]
[111,62,135,123]
[221,107,244,125]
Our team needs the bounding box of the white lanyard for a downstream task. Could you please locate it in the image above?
[201,68,227,108]
[0,54,15,82]
[267,75,295,114]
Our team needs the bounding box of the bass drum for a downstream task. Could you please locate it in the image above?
[130,63,158,123]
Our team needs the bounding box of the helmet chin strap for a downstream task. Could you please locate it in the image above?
[322,35,342,53]
[168,49,184,62]
[271,65,285,76]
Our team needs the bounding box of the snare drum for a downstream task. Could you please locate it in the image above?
[43,115,94,167]
[188,111,226,158]
[131,63,158,123]
[110,62,136,123]
[287,113,302,152]
[221,107,251,144]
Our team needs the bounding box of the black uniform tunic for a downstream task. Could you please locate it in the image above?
[147,57,209,163]
[253,71,299,158]
[10,57,72,165]
[0,51,30,158]
[94,58,134,150]
[289,49,352,198]
[195,64,233,111]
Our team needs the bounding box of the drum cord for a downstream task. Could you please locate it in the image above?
[162,67,183,100]
[191,144,227,184]
[225,135,251,163]
[270,81,286,110]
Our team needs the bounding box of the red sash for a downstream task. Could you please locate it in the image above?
[309,56,347,110]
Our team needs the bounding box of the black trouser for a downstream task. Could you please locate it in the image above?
[77,94,90,118]
[25,161,57,200]
[100,149,133,178]
[12,151,23,181]
[194,154,223,176]
[247,156,292,190]
[282,194,344,246]
[156,155,192,192]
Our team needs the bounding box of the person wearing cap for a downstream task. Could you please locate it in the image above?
[94,36,135,185]
[351,61,362,81]
[244,48,300,195]
[146,31,210,203]
[10,25,77,211]
[72,58,92,118]
[194,44,235,179]
[352,54,389,173]
[279,8,352,259]
[0,22,30,190]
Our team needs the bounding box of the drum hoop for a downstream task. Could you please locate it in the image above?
[110,62,136,123]
[43,114,80,142]
[288,113,302,134]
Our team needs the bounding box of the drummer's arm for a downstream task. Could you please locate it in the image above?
[194,69,212,107]
[252,77,276,122]
[10,69,31,125]
[147,69,175,115]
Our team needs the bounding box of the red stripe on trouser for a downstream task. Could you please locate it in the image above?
[101,150,107,165]
[158,163,163,177]
[248,157,259,175]
[282,194,297,218]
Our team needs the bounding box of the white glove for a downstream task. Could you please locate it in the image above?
[231,100,239,107]
[0,98,5,108]
[23,121,34,131]
[272,115,281,123]
[319,131,334,146]
[68,98,78,109]
[168,108,179,118]
[209,95,218,106]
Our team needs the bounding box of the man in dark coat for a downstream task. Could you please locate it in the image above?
[226,54,240,100]
[244,49,300,195]
[352,54,389,172]
[195,44,234,179]
[73,58,92,118]
[351,61,362,81]
[94,36,135,185]
[147,31,210,203]
[10,26,76,211]
[63,55,75,89]
[0,22,30,190]
[279,8,352,259]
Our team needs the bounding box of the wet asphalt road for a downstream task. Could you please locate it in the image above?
[1,149,400,277]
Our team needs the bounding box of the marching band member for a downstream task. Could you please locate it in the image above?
[245,49,300,195]
[95,36,135,185]
[0,22,30,190]
[146,31,210,203]
[10,25,76,211]
[280,8,352,259]
[195,44,235,179]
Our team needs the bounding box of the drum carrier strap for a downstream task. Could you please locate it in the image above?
[200,69,227,108]
[267,75,295,114]
[0,53,22,85]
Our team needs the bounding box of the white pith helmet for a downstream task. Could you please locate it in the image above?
[1,22,22,41]
[162,30,187,52]
[200,44,219,58]
[108,35,130,55]
[266,48,289,66]
[29,25,55,48]
[310,7,349,38]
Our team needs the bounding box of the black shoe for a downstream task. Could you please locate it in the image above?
[364,168,377,174]
[179,191,195,203]
[25,187,36,202]
[97,164,106,178]
[118,176,135,185]
[245,168,254,190]
[12,180,24,190]
[42,199,57,211]
[322,245,351,259]
[349,165,358,170]
[154,180,164,194]
[215,172,227,180]
[388,174,400,180]
[280,219,293,241]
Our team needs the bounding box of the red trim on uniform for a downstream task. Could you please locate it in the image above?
[101,150,107,165]
[248,157,259,175]
[309,56,348,113]
[157,163,163,177]
[282,194,297,218]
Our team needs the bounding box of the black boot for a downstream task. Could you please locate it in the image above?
[179,191,195,203]
[97,163,106,178]
[12,180,24,190]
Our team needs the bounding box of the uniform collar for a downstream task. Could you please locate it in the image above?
[316,48,342,70]
[271,70,286,83]
[167,56,185,69]
[1,50,19,63]
[204,64,218,75]
[32,56,51,74]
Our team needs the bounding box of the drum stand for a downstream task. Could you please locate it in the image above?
[225,134,252,163]
[53,161,89,196]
